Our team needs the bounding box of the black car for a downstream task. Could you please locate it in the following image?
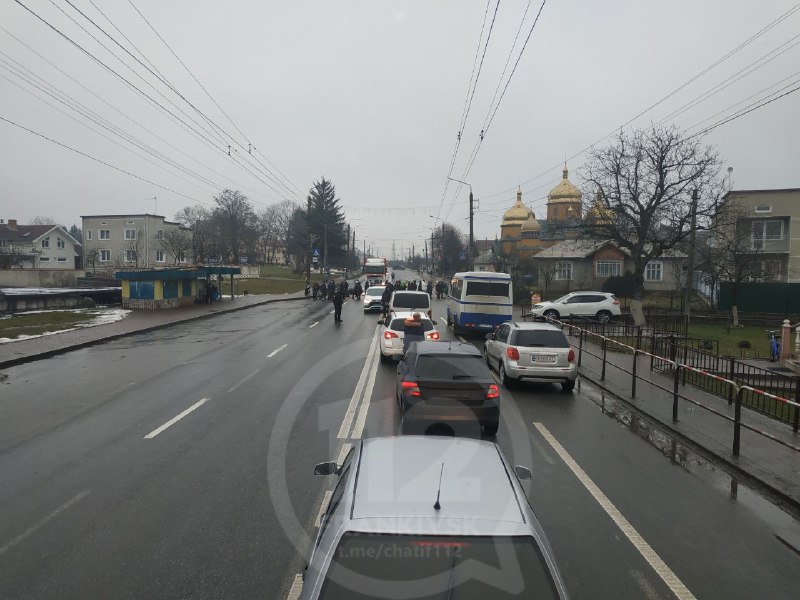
[396,340,500,435]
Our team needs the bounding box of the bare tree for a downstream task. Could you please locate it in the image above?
[212,189,256,263]
[175,205,211,262]
[582,125,723,300]
[537,258,560,299]
[160,228,192,265]
[85,248,98,274]
[29,216,56,225]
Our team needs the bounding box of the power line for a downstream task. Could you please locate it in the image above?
[0,114,210,206]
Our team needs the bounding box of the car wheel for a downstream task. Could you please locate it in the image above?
[483,421,499,436]
[595,310,611,323]
[379,351,390,364]
[543,309,559,320]
[561,379,576,392]
[499,363,515,389]
[484,346,492,368]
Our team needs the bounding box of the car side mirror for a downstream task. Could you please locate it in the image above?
[514,466,532,480]
[485,333,493,340]
[314,461,338,476]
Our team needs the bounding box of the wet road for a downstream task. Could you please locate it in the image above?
[0,277,798,599]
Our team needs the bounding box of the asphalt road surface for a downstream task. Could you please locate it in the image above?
[1,273,798,599]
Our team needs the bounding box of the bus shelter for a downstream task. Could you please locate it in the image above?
[115,266,241,310]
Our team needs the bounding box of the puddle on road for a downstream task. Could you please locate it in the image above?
[577,379,800,547]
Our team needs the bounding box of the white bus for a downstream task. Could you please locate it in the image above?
[446,271,513,334]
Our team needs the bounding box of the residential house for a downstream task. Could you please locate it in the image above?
[532,239,685,297]
[0,219,82,269]
[81,214,190,273]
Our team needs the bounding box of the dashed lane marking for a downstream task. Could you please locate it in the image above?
[267,343,288,358]
[286,573,303,600]
[309,321,319,328]
[534,422,697,600]
[144,398,209,439]
[337,330,379,439]
[0,490,90,557]
[227,369,260,393]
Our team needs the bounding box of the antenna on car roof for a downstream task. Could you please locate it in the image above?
[433,462,444,510]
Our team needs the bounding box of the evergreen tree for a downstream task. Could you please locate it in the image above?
[308,178,348,266]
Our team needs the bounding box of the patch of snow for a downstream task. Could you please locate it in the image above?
[0,307,130,344]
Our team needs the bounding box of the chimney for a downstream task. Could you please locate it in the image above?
[8,219,17,230]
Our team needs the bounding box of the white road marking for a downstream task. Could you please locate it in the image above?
[337,330,379,438]
[267,343,288,358]
[286,573,303,600]
[350,346,380,439]
[336,443,353,467]
[329,310,334,314]
[0,490,90,557]
[314,490,332,528]
[533,422,697,600]
[144,398,209,439]
[309,321,319,328]
[227,369,260,393]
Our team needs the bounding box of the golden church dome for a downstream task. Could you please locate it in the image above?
[587,189,614,225]
[502,187,533,223]
[520,213,541,232]
[548,166,582,204]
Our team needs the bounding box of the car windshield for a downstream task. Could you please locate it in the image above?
[392,293,429,309]
[319,533,561,599]
[515,330,570,348]
[389,318,434,332]
[415,355,490,379]
[366,288,385,297]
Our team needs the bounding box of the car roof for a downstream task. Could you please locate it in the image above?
[352,437,526,526]
[392,290,429,295]
[503,321,564,332]
[409,340,480,355]
[389,311,433,322]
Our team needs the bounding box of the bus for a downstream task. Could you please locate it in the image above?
[446,271,513,334]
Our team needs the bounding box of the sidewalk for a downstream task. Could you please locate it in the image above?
[0,291,309,369]
[507,306,800,512]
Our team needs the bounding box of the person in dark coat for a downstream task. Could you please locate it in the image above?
[327,279,336,299]
[332,290,344,322]
[353,280,363,299]
[402,312,425,354]
[381,282,394,319]
[312,282,319,300]
[426,280,433,296]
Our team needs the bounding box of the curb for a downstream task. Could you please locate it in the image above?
[577,367,800,518]
[0,295,311,370]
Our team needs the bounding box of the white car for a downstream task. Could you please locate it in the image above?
[529,291,621,323]
[379,311,439,362]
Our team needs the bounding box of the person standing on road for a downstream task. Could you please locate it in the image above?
[426,280,433,297]
[381,282,394,319]
[353,280,363,299]
[332,289,344,322]
[327,279,335,299]
[312,282,319,300]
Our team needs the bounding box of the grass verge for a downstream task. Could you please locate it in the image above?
[0,311,95,339]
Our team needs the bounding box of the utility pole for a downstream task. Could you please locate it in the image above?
[306,195,311,286]
[685,189,699,322]
[424,240,428,273]
[430,231,435,275]
[323,224,328,273]
[447,177,476,268]
[351,229,356,270]
[363,239,366,260]
[442,222,447,276]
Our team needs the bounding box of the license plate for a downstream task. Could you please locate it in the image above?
[533,354,556,363]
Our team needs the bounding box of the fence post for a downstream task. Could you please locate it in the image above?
[631,349,638,398]
[733,386,743,457]
[794,378,800,433]
[672,365,680,422]
[650,330,655,371]
[637,326,642,351]
[728,358,736,405]
[601,337,607,380]
[578,329,584,367]
[682,344,688,385]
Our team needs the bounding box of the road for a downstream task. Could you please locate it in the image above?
[0,269,798,599]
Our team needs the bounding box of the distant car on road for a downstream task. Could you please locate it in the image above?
[362,285,385,313]
[302,435,569,599]
[379,311,440,363]
[529,291,621,323]
[484,321,577,391]
[396,340,499,435]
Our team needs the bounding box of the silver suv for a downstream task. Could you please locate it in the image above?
[529,291,621,323]
[485,321,577,391]
[301,436,569,599]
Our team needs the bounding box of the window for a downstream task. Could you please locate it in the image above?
[645,261,663,281]
[155,229,164,240]
[555,261,573,280]
[514,330,570,348]
[99,249,110,262]
[57,257,67,262]
[754,205,772,213]
[99,229,110,240]
[41,237,50,248]
[465,281,510,297]
[752,219,783,249]
[156,250,166,262]
[39,256,50,262]
[57,237,65,249]
[762,260,782,281]
[86,229,92,240]
[595,260,621,278]
[178,251,187,263]
[125,249,137,262]
[124,228,137,240]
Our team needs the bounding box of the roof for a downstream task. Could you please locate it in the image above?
[534,238,619,259]
[409,340,480,356]
[502,188,533,223]
[509,321,564,331]
[352,437,525,525]
[114,267,241,280]
[548,166,582,203]
[722,188,800,198]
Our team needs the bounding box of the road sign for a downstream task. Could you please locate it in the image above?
[239,256,248,264]
[207,256,220,264]
[312,248,320,257]
[459,252,466,260]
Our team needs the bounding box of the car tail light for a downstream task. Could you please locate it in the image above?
[612,299,620,305]
[568,348,576,362]
[384,330,398,339]
[506,347,520,361]
[487,384,500,399]
[426,331,440,340]
[401,381,421,397]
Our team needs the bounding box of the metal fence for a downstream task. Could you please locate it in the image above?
[565,323,800,458]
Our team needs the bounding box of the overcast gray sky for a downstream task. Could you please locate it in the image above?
[2,1,798,257]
